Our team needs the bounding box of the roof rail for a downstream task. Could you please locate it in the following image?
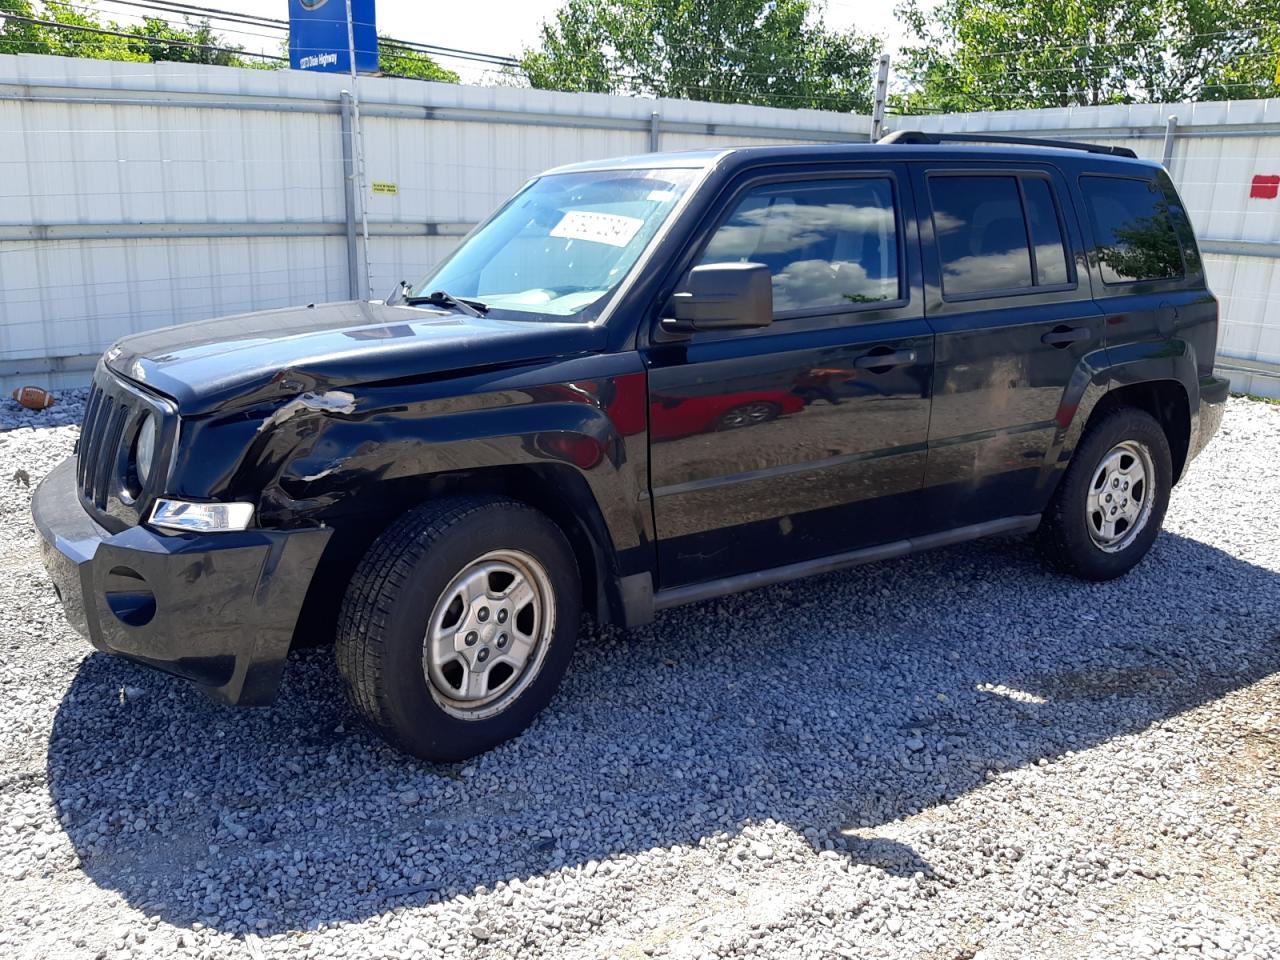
[878,130,1139,160]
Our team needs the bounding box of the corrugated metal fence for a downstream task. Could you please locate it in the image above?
[0,54,869,389]
[1,54,1277,396]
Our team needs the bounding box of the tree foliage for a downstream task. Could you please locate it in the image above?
[520,0,879,113]
[0,1,459,80]
[0,0,250,65]
[378,38,460,83]
[894,0,1280,113]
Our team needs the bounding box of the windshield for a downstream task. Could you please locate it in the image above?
[410,167,700,322]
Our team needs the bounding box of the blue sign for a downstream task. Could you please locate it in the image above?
[289,0,379,74]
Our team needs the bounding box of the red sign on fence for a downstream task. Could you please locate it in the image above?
[1250,175,1280,200]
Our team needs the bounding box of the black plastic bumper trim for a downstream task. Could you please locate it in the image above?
[33,457,332,705]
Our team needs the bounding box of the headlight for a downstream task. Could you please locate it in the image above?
[134,413,157,485]
[150,499,255,533]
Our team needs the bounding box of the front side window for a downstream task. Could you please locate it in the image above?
[928,173,1073,298]
[1080,175,1184,284]
[697,178,900,313]
[412,167,699,322]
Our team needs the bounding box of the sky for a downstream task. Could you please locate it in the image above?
[88,0,922,84]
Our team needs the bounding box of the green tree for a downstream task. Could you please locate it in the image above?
[378,37,460,82]
[894,0,1280,113]
[127,15,246,67]
[520,0,879,112]
[1,0,145,61]
[0,0,253,65]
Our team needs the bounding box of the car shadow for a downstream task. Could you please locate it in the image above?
[45,529,1280,937]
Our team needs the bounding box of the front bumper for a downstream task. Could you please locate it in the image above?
[33,457,331,705]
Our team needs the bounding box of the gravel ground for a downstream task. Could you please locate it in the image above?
[0,392,1277,960]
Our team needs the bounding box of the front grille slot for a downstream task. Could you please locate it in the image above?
[78,388,114,500]
[92,402,129,507]
[76,383,103,492]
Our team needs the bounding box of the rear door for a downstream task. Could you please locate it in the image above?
[910,161,1104,530]
[644,163,933,588]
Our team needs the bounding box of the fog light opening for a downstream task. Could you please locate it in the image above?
[106,590,157,627]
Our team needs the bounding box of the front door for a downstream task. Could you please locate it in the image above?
[644,164,934,589]
[910,162,1105,530]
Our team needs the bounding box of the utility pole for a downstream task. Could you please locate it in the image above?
[870,53,890,143]
[345,0,373,300]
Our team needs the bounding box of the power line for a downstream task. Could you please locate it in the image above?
[0,13,285,61]
[95,0,521,67]
[901,25,1277,63]
[99,0,288,31]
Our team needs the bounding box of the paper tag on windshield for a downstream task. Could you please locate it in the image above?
[550,210,644,248]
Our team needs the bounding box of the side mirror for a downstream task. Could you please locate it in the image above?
[663,262,773,332]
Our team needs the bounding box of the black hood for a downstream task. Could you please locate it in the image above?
[105,301,607,415]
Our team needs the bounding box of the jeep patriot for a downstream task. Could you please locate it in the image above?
[33,134,1228,760]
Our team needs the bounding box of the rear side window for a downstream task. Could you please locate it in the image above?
[1080,175,1184,284]
[697,178,900,313]
[1022,178,1071,285]
[928,174,1071,298]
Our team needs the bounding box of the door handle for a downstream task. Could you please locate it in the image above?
[854,349,917,371]
[1041,325,1090,348]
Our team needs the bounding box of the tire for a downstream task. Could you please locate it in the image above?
[1036,406,1173,581]
[336,496,581,762]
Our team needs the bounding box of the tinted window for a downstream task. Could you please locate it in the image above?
[930,175,1033,296]
[1022,177,1070,285]
[698,178,899,313]
[1081,175,1184,284]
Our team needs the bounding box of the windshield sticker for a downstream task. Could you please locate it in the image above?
[550,210,645,248]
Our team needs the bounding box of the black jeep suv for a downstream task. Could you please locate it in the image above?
[33,134,1228,760]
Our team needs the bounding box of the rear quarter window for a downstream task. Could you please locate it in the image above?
[1080,175,1185,284]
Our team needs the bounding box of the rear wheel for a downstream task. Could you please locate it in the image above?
[336,496,581,761]
[1036,406,1172,581]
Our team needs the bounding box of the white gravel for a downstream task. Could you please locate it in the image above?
[0,393,1277,960]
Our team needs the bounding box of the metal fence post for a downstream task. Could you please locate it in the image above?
[1161,115,1179,170]
[339,91,361,301]
[649,110,661,152]
[870,54,890,142]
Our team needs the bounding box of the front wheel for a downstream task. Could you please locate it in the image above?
[336,496,581,761]
[1036,406,1173,581]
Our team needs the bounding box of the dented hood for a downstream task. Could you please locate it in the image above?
[105,300,607,415]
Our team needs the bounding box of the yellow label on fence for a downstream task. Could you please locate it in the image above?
[371,182,398,195]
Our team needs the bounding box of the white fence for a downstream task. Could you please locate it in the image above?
[0,54,869,390]
[1,53,1277,396]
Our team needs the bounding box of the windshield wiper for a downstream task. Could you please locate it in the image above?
[404,289,488,318]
